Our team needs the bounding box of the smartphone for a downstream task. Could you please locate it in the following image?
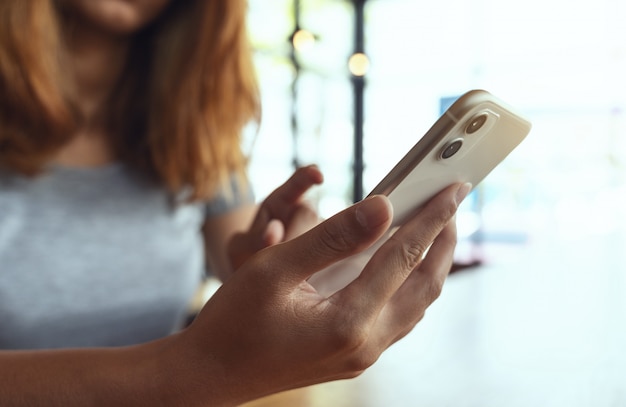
[369,89,531,228]
[308,89,531,295]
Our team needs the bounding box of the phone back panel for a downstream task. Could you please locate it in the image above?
[369,90,531,227]
[308,90,530,296]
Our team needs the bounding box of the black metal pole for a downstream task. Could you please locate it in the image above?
[290,0,302,169]
[352,0,366,203]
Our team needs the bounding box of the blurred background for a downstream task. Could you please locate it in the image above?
[238,0,626,405]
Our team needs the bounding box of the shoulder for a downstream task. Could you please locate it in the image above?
[204,174,255,218]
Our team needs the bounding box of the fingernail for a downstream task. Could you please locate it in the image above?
[456,183,473,205]
[355,195,391,229]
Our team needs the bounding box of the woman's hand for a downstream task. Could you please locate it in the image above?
[227,165,324,271]
[177,182,471,406]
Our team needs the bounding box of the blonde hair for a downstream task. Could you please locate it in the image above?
[0,0,260,200]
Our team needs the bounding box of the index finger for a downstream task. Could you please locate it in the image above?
[266,165,323,207]
[250,165,323,231]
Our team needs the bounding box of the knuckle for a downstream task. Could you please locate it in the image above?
[388,235,430,273]
[343,352,377,375]
[394,321,420,342]
[317,222,355,256]
[328,320,369,351]
[242,249,276,281]
[422,276,445,303]
[324,320,380,374]
[404,237,430,266]
[316,315,383,378]
[415,310,427,324]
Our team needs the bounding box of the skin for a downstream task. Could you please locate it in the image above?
[0,0,467,404]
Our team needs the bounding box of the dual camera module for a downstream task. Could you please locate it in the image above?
[439,112,489,160]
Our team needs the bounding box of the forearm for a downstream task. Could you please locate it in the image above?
[203,203,259,282]
[0,334,209,406]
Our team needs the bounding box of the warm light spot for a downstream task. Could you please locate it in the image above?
[292,29,316,52]
[348,52,370,76]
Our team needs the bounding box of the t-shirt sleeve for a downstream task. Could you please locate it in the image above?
[204,175,255,218]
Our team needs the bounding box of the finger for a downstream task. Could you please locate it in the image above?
[246,165,323,239]
[268,165,324,206]
[260,165,323,222]
[283,202,320,241]
[408,218,457,302]
[383,219,458,345]
[262,219,285,246]
[260,195,393,284]
[341,183,471,311]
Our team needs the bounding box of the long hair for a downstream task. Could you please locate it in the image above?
[0,0,260,200]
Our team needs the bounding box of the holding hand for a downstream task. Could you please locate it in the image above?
[176,182,470,406]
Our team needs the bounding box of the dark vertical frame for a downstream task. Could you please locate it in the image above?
[289,0,302,169]
[351,0,366,203]
[289,0,367,203]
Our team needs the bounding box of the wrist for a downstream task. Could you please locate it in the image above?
[87,340,184,406]
[80,334,203,407]
[146,330,236,407]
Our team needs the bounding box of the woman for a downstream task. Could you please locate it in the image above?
[0,0,467,404]
[0,0,324,348]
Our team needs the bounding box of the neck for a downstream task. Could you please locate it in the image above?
[62,19,131,126]
[54,18,133,167]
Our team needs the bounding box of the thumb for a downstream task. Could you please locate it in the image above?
[270,195,393,284]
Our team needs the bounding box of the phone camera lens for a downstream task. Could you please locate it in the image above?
[465,112,488,134]
[440,138,463,159]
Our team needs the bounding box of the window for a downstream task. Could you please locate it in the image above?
[247,0,626,244]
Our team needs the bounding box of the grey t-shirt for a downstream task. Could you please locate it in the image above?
[0,164,250,349]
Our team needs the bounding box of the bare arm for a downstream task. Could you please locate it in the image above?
[202,202,257,282]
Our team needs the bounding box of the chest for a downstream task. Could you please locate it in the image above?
[0,168,205,270]
[0,168,206,348]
